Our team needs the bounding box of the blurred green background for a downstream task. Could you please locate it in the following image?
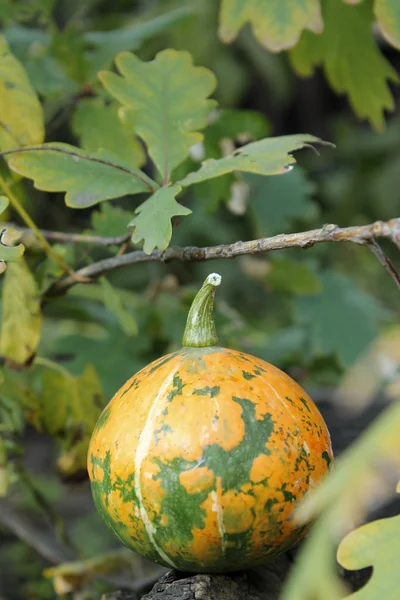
[0,0,399,598]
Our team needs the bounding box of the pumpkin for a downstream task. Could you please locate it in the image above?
[88,273,333,573]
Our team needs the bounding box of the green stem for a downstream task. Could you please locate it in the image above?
[182,273,221,348]
[0,174,71,273]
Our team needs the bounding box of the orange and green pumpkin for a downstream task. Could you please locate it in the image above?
[88,273,333,572]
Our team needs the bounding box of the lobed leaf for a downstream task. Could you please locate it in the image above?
[100,49,217,182]
[130,184,191,254]
[338,512,400,600]
[179,134,329,187]
[0,35,44,150]
[0,258,42,365]
[219,0,323,51]
[289,0,399,130]
[7,143,156,208]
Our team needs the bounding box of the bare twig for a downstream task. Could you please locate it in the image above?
[367,239,400,290]
[47,218,400,296]
[2,224,132,247]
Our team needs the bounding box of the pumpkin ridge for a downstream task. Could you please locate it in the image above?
[134,350,189,569]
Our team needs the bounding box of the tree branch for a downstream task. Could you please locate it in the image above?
[47,217,400,296]
[366,239,400,290]
[2,223,131,247]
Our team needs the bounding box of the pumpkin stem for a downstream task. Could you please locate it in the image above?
[182,273,221,348]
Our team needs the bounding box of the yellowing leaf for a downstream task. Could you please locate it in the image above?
[289,0,399,130]
[130,184,191,254]
[375,0,400,49]
[338,512,400,600]
[219,0,323,52]
[7,143,156,208]
[0,258,42,365]
[179,134,329,187]
[72,98,145,169]
[100,49,217,182]
[0,35,44,150]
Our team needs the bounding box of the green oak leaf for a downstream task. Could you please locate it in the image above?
[246,166,318,235]
[72,98,145,169]
[0,196,24,271]
[375,0,400,49]
[130,184,190,254]
[0,34,44,150]
[7,143,157,208]
[338,512,400,600]
[289,0,399,130]
[219,0,323,52]
[294,272,389,365]
[99,49,217,182]
[0,258,42,365]
[179,134,328,187]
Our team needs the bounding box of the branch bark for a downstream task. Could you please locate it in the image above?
[47,218,400,296]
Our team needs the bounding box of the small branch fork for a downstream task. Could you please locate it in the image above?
[36,217,400,296]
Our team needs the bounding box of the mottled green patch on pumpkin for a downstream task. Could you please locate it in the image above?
[242,371,255,380]
[154,423,173,441]
[152,457,210,546]
[93,405,111,431]
[299,397,311,413]
[280,483,296,502]
[322,450,332,468]
[90,452,160,561]
[90,451,112,506]
[167,373,185,401]
[264,497,279,512]
[121,378,140,397]
[148,351,180,374]
[193,385,220,397]
[146,397,274,568]
[202,397,274,492]
[113,473,139,504]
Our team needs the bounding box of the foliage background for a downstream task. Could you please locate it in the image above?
[0,1,399,599]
